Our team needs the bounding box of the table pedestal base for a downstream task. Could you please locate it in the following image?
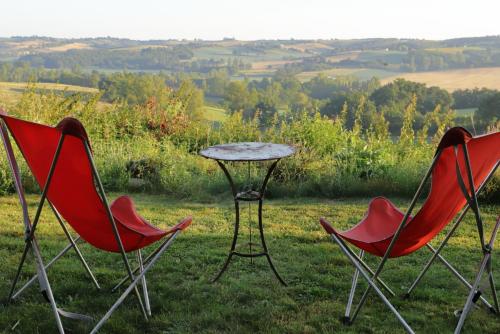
[212,160,287,286]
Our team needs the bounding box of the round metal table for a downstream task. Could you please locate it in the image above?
[200,142,295,285]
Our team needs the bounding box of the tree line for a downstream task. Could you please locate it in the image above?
[0,62,498,133]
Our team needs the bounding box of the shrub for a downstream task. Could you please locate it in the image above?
[0,87,497,202]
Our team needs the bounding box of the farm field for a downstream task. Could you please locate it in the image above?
[202,105,228,122]
[381,67,500,91]
[0,81,98,93]
[296,68,398,82]
[0,82,103,112]
[455,108,477,117]
[0,194,499,333]
[0,82,99,109]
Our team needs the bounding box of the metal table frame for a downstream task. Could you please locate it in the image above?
[200,142,294,286]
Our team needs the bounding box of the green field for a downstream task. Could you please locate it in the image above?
[296,68,398,82]
[455,108,477,117]
[203,105,228,122]
[1,194,499,333]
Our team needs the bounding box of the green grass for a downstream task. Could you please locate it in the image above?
[455,108,477,117]
[203,105,228,122]
[1,194,499,333]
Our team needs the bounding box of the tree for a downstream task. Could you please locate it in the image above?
[224,81,252,112]
[370,79,452,113]
[175,79,205,120]
[477,92,500,125]
[206,69,229,97]
[400,94,417,145]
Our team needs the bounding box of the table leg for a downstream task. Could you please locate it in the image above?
[213,199,240,282]
[212,159,287,286]
[258,198,287,286]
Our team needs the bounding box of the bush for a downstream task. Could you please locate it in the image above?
[0,87,498,202]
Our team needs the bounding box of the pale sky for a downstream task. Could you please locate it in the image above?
[1,0,499,40]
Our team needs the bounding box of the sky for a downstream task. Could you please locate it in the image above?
[1,0,499,41]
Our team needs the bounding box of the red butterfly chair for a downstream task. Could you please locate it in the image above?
[320,127,499,333]
[0,110,192,333]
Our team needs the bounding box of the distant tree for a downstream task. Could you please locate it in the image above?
[321,92,376,129]
[206,69,229,97]
[452,88,498,109]
[99,72,171,107]
[370,79,452,113]
[175,79,205,120]
[224,80,252,112]
[477,92,500,125]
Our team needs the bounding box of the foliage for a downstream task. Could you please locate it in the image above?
[370,79,453,113]
[3,59,499,132]
[452,88,498,109]
[17,46,251,73]
[477,92,500,126]
[0,87,498,201]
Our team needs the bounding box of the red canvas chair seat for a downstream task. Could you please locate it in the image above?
[111,195,191,238]
[321,197,407,253]
[322,129,500,258]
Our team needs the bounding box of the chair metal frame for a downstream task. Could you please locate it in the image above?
[325,143,500,334]
[1,118,183,333]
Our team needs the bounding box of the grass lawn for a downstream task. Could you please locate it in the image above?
[0,194,499,333]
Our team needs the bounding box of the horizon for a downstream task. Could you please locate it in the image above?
[1,0,499,41]
[3,35,500,42]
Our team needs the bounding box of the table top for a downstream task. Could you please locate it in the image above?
[199,142,295,162]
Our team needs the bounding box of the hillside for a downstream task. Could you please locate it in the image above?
[2,36,500,83]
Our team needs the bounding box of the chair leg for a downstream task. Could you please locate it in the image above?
[11,240,75,300]
[11,236,100,300]
[428,244,495,310]
[455,217,500,333]
[137,250,151,316]
[406,214,494,309]
[7,241,31,302]
[90,231,180,334]
[454,251,491,334]
[406,208,466,297]
[344,250,363,322]
[487,265,499,314]
[331,234,414,334]
[112,236,172,292]
[31,239,65,334]
[50,203,100,290]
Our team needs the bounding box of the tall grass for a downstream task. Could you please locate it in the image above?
[0,88,498,201]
